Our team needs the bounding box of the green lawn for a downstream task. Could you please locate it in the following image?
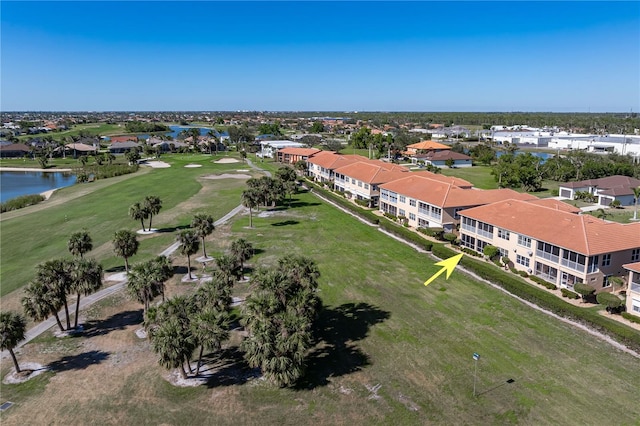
[2,167,639,424]
[439,165,498,189]
[16,123,125,141]
[0,154,249,296]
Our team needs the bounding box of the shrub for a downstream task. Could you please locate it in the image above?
[529,275,557,290]
[574,283,596,297]
[483,244,500,260]
[622,313,640,324]
[517,270,529,278]
[596,292,625,311]
[443,233,457,243]
[561,289,580,299]
[0,194,46,212]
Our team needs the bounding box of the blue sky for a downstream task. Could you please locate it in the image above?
[1,1,639,112]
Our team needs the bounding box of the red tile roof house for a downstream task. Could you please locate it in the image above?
[415,150,473,168]
[379,174,535,232]
[333,161,410,207]
[459,199,640,291]
[557,175,640,207]
[622,262,640,317]
[108,141,141,154]
[0,143,31,158]
[109,135,139,143]
[276,147,322,165]
[306,152,362,183]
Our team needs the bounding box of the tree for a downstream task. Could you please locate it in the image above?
[241,255,321,387]
[310,121,324,133]
[350,127,373,149]
[191,213,215,259]
[230,238,254,277]
[190,307,229,376]
[294,160,308,176]
[0,311,27,373]
[144,196,162,230]
[276,166,298,203]
[68,230,93,258]
[596,292,624,313]
[574,283,596,302]
[483,245,500,260]
[215,253,240,285]
[112,229,139,272]
[69,258,103,329]
[469,143,496,165]
[125,148,141,165]
[35,259,73,330]
[634,187,640,221]
[127,258,170,314]
[445,158,455,168]
[22,278,66,332]
[177,230,200,280]
[241,188,261,228]
[129,202,149,232]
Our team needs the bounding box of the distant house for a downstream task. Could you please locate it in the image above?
[0,143,31,158]
[558,175,640,206]
[109,135,138,143]
[257,140,305,158]
[404,140,451,156]
[108,141,141,154]
[64,143,98,157]
[622,262,640,317]
[416,150,473,168]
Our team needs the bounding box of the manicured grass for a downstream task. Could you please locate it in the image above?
[16,123,124,141]
[2,169,639,424]
[439,165,498,189]
[0,154,249,296]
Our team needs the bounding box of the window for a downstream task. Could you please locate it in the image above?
[380,190,389,201]
[499,248,509,258]
[587,256,599,273]
[453,208,463,219]
[364,183,369,189]
[409,213,416,221]
[561,250,586,272]
[601,254,611,267]
[537,241,560,263]
[477,222,494,239]
[632,248,640,262]
[602,275,613,288]
[461,217,477,232]
[517,234,531,248]
[399,195,406,203]
[418,218,429,228]
[476,239,488,252]
[498,228,510,240]
[516,255,530,267]
[409,199,416,207]
[461,234,476,250]
[430,206,442,220]
[399,209,406,217]
[358,181,362,187]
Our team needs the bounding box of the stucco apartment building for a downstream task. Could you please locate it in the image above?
[333,161,409,207]
[622,262,640,317]
[276,147,321,165]
[459,199,640,291]
[379,173,536,232]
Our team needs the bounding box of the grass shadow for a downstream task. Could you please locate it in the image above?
[288,200,321,208]
[157,224,191,233]
[105,265,126,273]
[202,347,260,388]
[78,309,143,338]
[296,302,391,389]
[271,220,299,227]
[47,350,110,372]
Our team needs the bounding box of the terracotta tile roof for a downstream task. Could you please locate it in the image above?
[334,161,409,184]
[407,140,451,151]
[308,152,361,169]
[460,199,640,255]
[623,262,640,273]
[380,176,534,208]
[526,198,581,213]
[412,171,472,188]
[109,135,138,143]
[278,147,321,156]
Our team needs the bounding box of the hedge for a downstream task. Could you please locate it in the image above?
[622,313,640,324]
[561,289,580,299]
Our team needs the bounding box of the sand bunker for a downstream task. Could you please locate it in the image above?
[214,158,240,164]
[144,161,171,168]
[2,362,49,384]
[202,173,251,180]
[184,164,202,168]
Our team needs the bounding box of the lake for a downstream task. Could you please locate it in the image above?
[0,170,77,203]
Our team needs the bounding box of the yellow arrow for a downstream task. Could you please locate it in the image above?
[424,253,463,286]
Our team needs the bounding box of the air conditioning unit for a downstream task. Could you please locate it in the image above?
[528,251,533,256]
[513,248,517,253]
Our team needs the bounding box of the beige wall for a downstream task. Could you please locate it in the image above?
[626,270,640,317]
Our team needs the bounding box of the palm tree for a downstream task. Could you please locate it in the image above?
[215,253,239,285]
[230,238,253,277]
[144,196,163,230]
[129,202,149,232]
[177,230,200,280]
[0,311,27,373]
[22,280,65,332]
[112,229,139,272]
[127,263,158,314]
[633,186,640,221]
[68,230,93,258]
[191,213,215,258]
[149,317,192,379]
[241,189,260,228]
[69,258,103,329]
[191,307,229,376]
[36,259,73,330]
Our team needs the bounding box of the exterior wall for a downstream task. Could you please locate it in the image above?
[426,159,473,168]
[626,270,640,317]
[380,189,446,229]
[335,173,376,204]
[308,163,333,183]
[459,217,640,291]
[597,193,634,206]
